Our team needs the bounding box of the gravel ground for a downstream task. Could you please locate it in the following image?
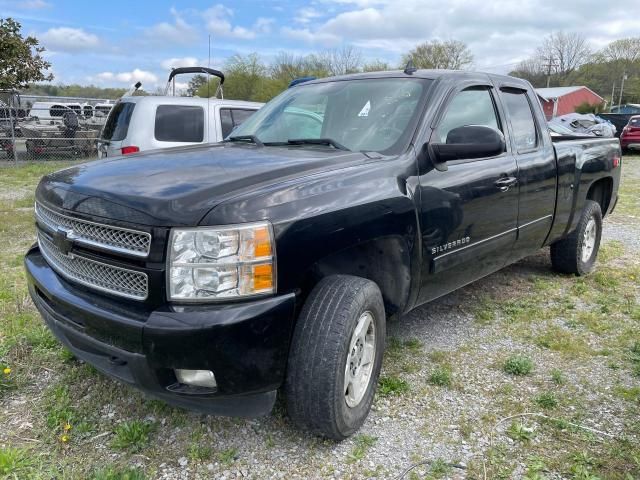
[1,157,639,479]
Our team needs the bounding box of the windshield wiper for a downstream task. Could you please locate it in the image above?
[226,135,264,147]
[287,138,350,151]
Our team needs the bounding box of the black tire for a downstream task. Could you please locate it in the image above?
[550,200,602,275]
[286,275,386,440]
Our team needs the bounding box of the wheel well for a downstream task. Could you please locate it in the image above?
[302,237,412,318]
[586,177,613,217]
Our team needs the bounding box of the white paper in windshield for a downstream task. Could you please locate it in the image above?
[358,100,371,117]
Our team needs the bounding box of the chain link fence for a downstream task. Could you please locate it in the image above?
[1,91,113,163]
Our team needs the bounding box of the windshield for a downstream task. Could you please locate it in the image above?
[231,77,431,154]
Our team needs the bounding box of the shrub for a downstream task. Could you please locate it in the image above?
[503,355,533,376]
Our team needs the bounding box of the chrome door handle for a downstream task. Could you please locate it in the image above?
[494,176,518,191]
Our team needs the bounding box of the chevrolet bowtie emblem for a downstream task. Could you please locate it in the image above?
[53,227,76,256]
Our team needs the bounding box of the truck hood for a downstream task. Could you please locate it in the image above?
[36,143,368,226]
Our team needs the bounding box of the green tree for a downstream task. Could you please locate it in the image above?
[197,53,279,102]
[401,40,473,70]
[187,74,208,96]
[0,18,52,89]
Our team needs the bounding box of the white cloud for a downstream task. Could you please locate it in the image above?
[161,57,199,70]
[145,7,198,45]
[295,7,323,24]
[204,4,273,39]
[205,4,254,39]
[96,69,158,84]
[280,27,340,46]
[40,27,100,52]
[278,0,640,72]
[254,17,275,34]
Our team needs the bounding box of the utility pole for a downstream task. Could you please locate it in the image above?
[610,82,616,112]
[618,72,627,110]
[542,56,558,88]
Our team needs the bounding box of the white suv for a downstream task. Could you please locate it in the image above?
[97,68,262,157]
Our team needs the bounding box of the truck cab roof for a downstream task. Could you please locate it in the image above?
[298,69,531,89]
[117,95,262,110]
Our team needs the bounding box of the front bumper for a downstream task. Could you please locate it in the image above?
[25,245,297,417]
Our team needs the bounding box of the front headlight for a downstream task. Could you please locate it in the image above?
[168,221,275,301]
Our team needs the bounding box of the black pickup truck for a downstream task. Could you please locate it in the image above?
[25,70,621,440]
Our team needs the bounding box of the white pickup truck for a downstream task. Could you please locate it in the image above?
[97,67,263,158]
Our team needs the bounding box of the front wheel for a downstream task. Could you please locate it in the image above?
[550,200,602,275]
[285,275,386,440]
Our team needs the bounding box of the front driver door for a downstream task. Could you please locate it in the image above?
[416,84,519,305]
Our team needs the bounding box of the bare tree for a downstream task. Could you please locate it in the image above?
[318,46,363,76]
[401,40,473,70]
[509,58,547,87]
[598,37,640,65]
[536,32,591,80]
[269,52,308,82]
[362,59,391,72]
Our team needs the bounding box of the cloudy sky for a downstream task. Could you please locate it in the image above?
[3,0,639,90]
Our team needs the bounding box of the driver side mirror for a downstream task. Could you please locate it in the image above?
[428,125,506,170]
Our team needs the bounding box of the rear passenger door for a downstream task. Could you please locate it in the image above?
[497,86,557,261]
[417,84,519,305]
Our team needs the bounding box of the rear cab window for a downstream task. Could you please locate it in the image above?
[102,102,136,141]
[155,105,204,142]
[500,89,539,152]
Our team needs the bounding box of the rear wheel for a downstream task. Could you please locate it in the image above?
[550,200,602,275]
[285,275,385,440]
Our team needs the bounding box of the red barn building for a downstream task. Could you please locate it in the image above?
[536,86,604,119]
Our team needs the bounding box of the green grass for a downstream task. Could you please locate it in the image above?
[90,466,146,480]
[187,443,213,462]
[348,434,377,462]
[378,375,410,396]
[217,447,238,465]
[428,366,452,387]
[502,355,534,376]
[506,422,535,442]
[0,447,33,477]
[534,392,558,409]
[551,369,566,385]
[43,384,76,432]
[111,421,155,452]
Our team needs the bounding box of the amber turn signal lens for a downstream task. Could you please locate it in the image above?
[253,263,273,291]
[254,226,273,258]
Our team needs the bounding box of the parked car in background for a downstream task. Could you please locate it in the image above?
[621,115,640,152]
[97,67,263,157]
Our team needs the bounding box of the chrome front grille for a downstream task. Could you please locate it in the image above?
[38,232,148,300]
[35,202,151,257]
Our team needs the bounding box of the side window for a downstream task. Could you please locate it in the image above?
[501,89,538,151]
[220,108,257,138]
[155,105,204,142]
[435,88,501,144]
[220,108,234,138]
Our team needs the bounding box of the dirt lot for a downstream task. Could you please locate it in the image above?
[0,156,639,479]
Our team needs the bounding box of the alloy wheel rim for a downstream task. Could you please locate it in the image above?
[582,217,597,263]
[344,311,376,408]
